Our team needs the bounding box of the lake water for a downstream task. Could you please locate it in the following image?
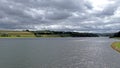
[0,37,120,68]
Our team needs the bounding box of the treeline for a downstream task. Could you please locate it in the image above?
[0,33,10,37]
[32,30,99,37]
[112,31,120,37]
[0,30,99,37]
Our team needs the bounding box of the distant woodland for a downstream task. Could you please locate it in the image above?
[112,31,120,37]
[1,30,120,38]
[0,30,99,37]
[32,30,99,37]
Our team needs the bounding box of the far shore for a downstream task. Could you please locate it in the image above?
[0,36,63,38]
[0,37,37,38]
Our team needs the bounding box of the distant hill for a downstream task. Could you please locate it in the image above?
[32,30,99,37]
[112,31,120,37]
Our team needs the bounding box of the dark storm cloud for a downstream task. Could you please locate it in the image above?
[0,0,120,32]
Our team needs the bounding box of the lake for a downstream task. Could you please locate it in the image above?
[0,37,120,68]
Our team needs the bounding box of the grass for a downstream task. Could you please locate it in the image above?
[0,31,63,38]
[111,42,120,53]
[0,31,36,38]
[0,36,36,38]
[0,30,70,38]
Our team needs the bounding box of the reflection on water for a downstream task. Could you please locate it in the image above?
[0,37,120,68]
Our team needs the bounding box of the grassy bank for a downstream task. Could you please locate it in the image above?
[0,30,36,38]
[111,42,120,53]
[0,31,65,38]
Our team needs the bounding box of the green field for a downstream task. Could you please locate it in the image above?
[111,42,120,53]
[0,30,36,38]
[0,30,67,38]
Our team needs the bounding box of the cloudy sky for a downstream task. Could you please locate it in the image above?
[0,0,120,33]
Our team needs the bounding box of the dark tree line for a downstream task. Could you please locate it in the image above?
[113,31,120,37]
[32,30,99,37]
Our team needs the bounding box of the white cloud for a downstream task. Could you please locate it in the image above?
[88,0,115,11]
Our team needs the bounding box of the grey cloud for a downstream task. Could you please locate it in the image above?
[45,10,72,20]
[98,4,118,17]
[11,0,84,11]
[0,0,120,32]
[93,1,120,17]
[84,1,93,9]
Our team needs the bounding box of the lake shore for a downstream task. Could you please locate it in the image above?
[0,30,99,38]
[111,42,120,53]
[0,37,63,38]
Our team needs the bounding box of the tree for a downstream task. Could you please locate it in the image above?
[1,33,9,37]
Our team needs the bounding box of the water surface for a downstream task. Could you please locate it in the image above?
[0,37,120,68]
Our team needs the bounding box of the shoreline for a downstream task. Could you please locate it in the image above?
[0,36,68,38]
[0,36,100,38]
[111,42,120,53]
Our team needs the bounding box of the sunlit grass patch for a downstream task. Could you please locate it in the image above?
[111,42,120,53]
[0,31,36,38]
